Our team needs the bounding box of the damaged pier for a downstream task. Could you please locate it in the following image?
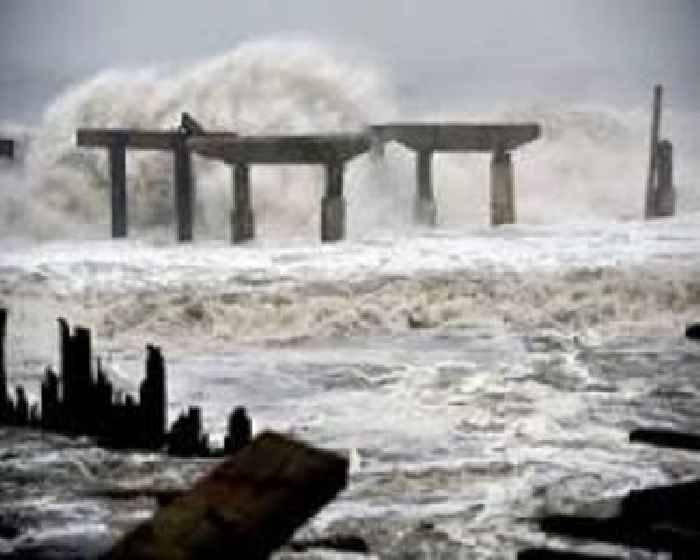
[370,123,540,226]
[76,115,541,241]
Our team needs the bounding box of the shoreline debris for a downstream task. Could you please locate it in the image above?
[106,431,349,560]
[0,308,251,457]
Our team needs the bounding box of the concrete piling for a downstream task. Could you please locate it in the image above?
[654,139,675,217]
[77,122,543,240]
[645,85,663,219]
[490,147,515,226]
[321,161,346,242]
[231,163,255,243]
[174,135,194,242]
[109,142,128,238]
[415,150,437,226]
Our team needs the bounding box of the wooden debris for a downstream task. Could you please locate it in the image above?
[106,431,348,560]
[518,549,622,560]
[630,427,700,451]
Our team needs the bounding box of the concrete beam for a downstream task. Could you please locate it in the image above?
[490,148,515,226]
[231,163,255,243]
[0,139,14,159]
[76,129,238,150]
[189,134,372,164]
[321,161,345,242]
[370,123,541,152]
[108,143,127,238]
[415,150,437,226]
[173,136,194,242]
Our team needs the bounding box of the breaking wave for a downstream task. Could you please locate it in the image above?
[0,38,698,238]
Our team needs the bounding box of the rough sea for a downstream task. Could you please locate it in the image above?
[1,39,699,558]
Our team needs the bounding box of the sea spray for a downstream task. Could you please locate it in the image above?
[0,38,699,238]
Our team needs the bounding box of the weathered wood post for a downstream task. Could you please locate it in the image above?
[415,149,437,226]
[174,134,194,242]
[231,163,255,243]
[0,308,7,410]
[490,147,515,226]
[321,160,345,242]
[645,84,663,219]
[109,140,128,238]
[654,139,675,217]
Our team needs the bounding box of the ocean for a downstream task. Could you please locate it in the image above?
[1,39,699,558]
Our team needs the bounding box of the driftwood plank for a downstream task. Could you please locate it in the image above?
[106,431,348,560]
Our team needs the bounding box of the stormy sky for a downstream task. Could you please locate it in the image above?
[1,0,698,121]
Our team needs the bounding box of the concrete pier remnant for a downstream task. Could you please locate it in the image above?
[109,141,128,238]
[174,134,194,242]
[415,150,437,226]
[322,160,346,242]
[78,120,541,240]
[654,139,675,217]
[490,147,515,226]
[371,123,540,226]
[231,163,255,243]
[645,85,663,219]
[189,133,371,242]
[0,139,14,160]
[76,115,239,242]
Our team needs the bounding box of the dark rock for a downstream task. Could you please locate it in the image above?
[290,535,370,554]
[686,323,700,341]
[630,428,700,451]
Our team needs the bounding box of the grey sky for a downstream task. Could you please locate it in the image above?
[1,0,699,121]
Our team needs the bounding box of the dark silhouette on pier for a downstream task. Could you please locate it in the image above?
[0,308,250,457]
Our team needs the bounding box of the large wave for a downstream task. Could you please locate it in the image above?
[0,38,698,238]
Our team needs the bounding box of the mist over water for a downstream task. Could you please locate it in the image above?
[1,38,700,558]
[1,38,698,239]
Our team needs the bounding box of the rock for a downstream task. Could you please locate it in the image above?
[686,323,700,341]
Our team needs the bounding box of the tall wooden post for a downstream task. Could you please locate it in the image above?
[0,308,7,409]
[645,84,663,219]
[231,163,255,243]
[490,147,515,226]
[321,161,346,242]
[415,150,437,226]
[109,142,127,238]
[174,135,194,242]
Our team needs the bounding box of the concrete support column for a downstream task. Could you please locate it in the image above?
[415,149,437,226]
[654,139,675,217]
[490,147,516,226]
[109,142,127,238]
[174,136,194,242]
[645,85,663,219]
[231,163,255,243]
[321,161,346,242]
